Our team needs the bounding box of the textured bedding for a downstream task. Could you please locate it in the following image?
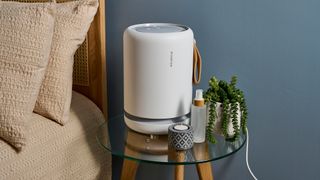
[0,91,111,180]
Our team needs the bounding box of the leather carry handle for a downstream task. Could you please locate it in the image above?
[193,42,202,85]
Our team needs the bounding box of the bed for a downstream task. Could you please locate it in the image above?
[0,0,111,179]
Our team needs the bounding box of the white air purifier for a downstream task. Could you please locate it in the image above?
[123,23,194,134]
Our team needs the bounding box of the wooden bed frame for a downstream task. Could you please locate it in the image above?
[72,0,107,117]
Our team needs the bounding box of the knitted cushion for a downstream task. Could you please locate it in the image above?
[0,1,55,150]
[33,0,98,125]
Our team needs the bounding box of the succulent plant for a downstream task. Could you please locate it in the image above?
[204,76,248,143]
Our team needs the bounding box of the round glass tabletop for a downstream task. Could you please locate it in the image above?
[97,115,246,165]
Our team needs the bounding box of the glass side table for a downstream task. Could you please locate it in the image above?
[97,115,246,180]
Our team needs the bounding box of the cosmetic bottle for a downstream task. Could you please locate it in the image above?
[191,89,206,143]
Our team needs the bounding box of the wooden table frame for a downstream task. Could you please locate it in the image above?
[121,159,213,180]
[120,145,214,180]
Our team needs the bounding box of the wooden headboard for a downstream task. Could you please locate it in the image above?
[72,0,107,117]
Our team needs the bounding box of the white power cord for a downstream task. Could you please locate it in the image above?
[246,127,258,180]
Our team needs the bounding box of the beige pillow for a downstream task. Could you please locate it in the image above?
[0,1,55,149]
[34,0,98,125]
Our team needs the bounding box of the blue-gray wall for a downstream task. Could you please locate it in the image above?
[107,0,320,179]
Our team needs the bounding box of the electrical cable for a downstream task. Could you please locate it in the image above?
[246,127,258,180]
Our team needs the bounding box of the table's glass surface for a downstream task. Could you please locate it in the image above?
[97,115,246,165]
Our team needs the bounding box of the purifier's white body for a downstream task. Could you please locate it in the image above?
[123,23,194,134]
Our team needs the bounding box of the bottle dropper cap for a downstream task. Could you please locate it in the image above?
[194,89,204,106]
[195,89,204,100]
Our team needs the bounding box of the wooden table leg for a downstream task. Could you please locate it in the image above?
[121,138,139,180]
[174,151,185,180]
[175,164,184,180]
[121,159,139,180]
[196,162,213,180]
[192,142,214,180]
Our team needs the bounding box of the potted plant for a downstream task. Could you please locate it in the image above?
[203,76,248,143]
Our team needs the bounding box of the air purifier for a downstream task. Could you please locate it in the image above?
[123,23,194,134]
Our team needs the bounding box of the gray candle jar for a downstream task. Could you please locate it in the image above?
[168,123,194,150]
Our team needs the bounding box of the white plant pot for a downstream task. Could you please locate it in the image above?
[208,102,241,138]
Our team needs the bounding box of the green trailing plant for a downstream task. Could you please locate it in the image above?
[204,76,248,143]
